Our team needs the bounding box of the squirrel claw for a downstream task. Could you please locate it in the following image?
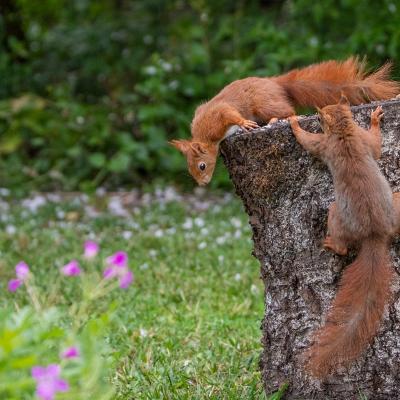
[323,236,348,255]
[371,106,384,123]
[240,119,259,131]
[289,116,301,133]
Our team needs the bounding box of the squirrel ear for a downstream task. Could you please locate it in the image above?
[169,139,192,154]
[339,92,350,105]
[190,142,206,155]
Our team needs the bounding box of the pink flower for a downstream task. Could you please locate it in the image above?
[8,261,29,292]
[84,240,99,259]
[119,269,134,289]
[103,251,134,289]
[15,261,29,279]
[31,364,69,400]
[106,251,128,268]
[61,260,81,276]
[60,346,80,359]
[8,279,23,292]
[103,266,116,279]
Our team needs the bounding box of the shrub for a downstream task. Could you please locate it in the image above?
[0,1,399,190]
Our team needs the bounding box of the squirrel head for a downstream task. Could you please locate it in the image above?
[169,140,218,185]
[317,93,353,135]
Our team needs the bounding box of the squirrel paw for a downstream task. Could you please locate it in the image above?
[323,236,348,256]
[371,106,384,125]
[267,117,279,125]
[289,116,301,133]
[239,119,259,131]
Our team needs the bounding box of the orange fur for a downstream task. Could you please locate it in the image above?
[171,57,400,185]
[276,57,399,107]
[289,98,400,378]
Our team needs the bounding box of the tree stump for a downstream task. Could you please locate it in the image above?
[220,99,400,400]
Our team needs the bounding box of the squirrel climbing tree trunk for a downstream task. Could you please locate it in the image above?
[220,98,400,399]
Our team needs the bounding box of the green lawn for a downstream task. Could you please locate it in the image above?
[0,188,273,399]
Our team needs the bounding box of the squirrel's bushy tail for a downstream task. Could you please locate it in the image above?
[305,237,393,378]
[275,57,400,108]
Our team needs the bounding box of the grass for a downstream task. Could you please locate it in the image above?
[0,188,273,399]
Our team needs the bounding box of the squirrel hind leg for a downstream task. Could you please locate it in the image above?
[323,202,349,255]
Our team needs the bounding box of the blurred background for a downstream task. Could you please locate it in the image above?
[1,0,399,194]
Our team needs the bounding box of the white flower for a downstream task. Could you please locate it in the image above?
[234,230,242,239]
[122,230,133,240]
[161,61,173,72]
[200,227,209,236]
[149,249,157,258]
[216,236,226,245]
[144,66,157,76]
[56,210,65,219]
[96,187,106,197]
[108,196,128,217]
[6,225,16,235]
[198,241,207,250]
[21,195,47,212]
[140,263,149,270]
[194,217,205,227]
[234,273,241,281]
[251,284,259,295]
[140,328,148,338]
[218,255,224,263]
[154,229,164,238]
[182,218,193,230]
[230,217,242,228]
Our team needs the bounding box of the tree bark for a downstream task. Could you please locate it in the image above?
[220,99,400,400]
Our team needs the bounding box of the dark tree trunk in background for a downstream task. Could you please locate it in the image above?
[220,99,400,399]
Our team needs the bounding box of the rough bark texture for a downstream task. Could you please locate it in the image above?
[220,99,400,400]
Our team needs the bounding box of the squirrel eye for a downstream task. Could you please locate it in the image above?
[199,162,206,171]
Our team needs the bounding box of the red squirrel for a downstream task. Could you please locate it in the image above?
[170,57,400,185]
[289,95,400,378]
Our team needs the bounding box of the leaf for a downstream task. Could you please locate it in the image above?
[108,152,130,172]
[89,153,106,168]
[0,133,23,154]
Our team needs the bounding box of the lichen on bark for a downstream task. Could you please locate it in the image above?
[220,99,400,399]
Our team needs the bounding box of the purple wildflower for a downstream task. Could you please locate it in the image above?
[15,261,29,279]
[8,261,30,292]
[60,346,80,359]
[106,251,128,268]
[61,260,81,276]
[31,364,69,400]
[119,269,134,289]
[103,251,134,289]
[103,266,116,279]
[84,240,99,259]
[8,279,23,292]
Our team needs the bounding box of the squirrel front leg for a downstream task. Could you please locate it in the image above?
[361,106,384,159]
[221,106,259,132]
[289,116,326,157]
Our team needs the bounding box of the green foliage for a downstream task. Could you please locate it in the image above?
[0,306,115,399]
[1,0,399,190]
